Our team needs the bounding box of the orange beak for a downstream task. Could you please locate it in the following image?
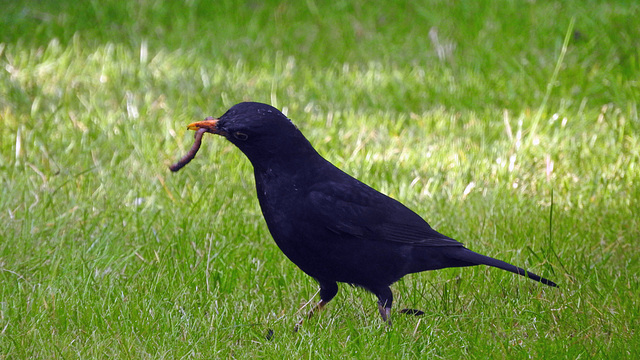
[187,117,227,135]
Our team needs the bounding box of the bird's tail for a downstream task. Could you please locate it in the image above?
[452,249,558,287]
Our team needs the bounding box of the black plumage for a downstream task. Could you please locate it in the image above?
[186,102,557,327]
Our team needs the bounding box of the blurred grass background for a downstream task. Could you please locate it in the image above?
[1,0,639,358]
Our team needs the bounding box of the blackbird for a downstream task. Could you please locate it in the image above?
[185,102,557,327]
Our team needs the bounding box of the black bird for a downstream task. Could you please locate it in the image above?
[186,102,557,327]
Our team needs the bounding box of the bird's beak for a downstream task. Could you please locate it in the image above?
[187,117,227,136]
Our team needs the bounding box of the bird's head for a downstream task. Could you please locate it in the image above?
[187,102,316,168]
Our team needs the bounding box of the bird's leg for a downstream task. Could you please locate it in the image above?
[378,302,392,324]
[374,286,393,326]
[294,281,338,331]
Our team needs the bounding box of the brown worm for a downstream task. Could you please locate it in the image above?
[169,128,207,172]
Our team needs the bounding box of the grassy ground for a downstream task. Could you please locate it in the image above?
[1,0,639,358]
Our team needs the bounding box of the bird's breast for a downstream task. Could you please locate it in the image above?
[253,168,305,236]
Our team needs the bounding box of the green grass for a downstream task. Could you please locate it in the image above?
[1,0,639,358]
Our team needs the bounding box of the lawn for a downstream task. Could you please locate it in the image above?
[1,0,638,358]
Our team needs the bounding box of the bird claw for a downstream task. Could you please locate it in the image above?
[399,308,425,316]
[294,299,328,332]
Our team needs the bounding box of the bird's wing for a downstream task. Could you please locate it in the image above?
[305,180,463,247]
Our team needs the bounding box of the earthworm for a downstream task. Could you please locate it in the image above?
[169,128,207,172]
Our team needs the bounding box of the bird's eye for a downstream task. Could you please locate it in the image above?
[233,131,248,141]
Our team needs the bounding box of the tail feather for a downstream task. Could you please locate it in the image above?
[454,249,558,287]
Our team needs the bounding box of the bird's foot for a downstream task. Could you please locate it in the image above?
[294,299,328,332]
[399,308,425,316]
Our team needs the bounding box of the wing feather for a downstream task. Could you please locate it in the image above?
[305,181,463,247]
